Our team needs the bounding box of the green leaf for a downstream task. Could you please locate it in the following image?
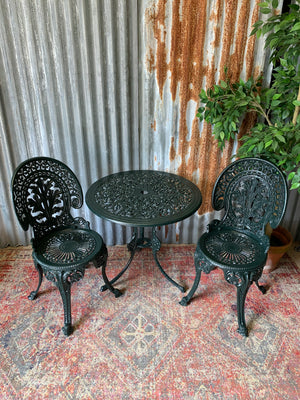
[280,58,288,67]
[265,140,273,148]
[293,100,300,106]
[288,172,296,180]
[275,134,286,143]
[282,109,290,119]
[231,121,237,131]
[258,142,264,153]
[255,29,262,39]
[247,144,256,153]
[271,100,282,106]
[291,182,300,189]
[260,8,271,14]
[272,0,279,7]
[291,22,300,32]
[200,89,208,101]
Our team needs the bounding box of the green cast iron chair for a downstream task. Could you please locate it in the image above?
[180,158,288,336]
[11,157,113,336]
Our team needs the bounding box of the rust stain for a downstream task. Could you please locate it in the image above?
[145,0,263,214]
[169,136,176,161]
[218,0,239,81]
[146,47,156,74]
[245,1,260,78]
[165,224,169,239]
[210,0,223,49]
[153,0,168,99]
[168,0,208,186]
[151,120,157,131]
[229,1,250,81]
[144,5,157,74]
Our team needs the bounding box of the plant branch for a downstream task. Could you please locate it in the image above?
[292,84,300,126]
[249,101,273,126]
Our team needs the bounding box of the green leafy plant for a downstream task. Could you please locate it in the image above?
[197,0,300,192]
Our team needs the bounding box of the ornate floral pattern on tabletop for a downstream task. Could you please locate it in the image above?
[86,170,202,227]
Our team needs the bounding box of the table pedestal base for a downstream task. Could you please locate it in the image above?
[101,227,185,295]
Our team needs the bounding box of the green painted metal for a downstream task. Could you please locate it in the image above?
[86,170,202,293]
[11,157,109,336]
[180,158,288,337]
[86,170,202,227]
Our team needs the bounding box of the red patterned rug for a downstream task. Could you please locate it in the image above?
[0,244,299,399]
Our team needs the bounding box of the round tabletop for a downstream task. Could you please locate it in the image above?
[86,170,202,227]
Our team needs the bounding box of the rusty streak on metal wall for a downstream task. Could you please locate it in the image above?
[144,0,268,213]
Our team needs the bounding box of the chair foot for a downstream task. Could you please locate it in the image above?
[100,284,123,298]
[237,325,248,337]
[179,297,189,306]
[28,291,38,300]
[62,324,74,336]
[113,288,123,298]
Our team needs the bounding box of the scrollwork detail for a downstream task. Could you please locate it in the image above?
[93,172,196,220]
[44,270,57,283]
[63,269,85,284]
[194,248,214,274]
[212,158,287,233]
[224,270,246,287]
[12,158,83,241]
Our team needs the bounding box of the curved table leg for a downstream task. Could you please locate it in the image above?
[179,269,201,305]
[28,260,43,300]
[152,227,185,293]
[94,244,123,298]
[100,230,138,293]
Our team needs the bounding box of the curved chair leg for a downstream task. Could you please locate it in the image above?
[224,270,251,336]
[46,269,85,336]
[55,271,77,336]
[236,280,251,337]
[180,249,214,306]
[28,261,43,300]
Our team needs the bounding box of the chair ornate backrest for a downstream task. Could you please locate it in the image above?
[212,158,288,237]
[12,157,84,244]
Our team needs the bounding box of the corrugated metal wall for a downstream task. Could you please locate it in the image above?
[0,0,299,247]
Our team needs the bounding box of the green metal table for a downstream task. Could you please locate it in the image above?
[86,170,202,296]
